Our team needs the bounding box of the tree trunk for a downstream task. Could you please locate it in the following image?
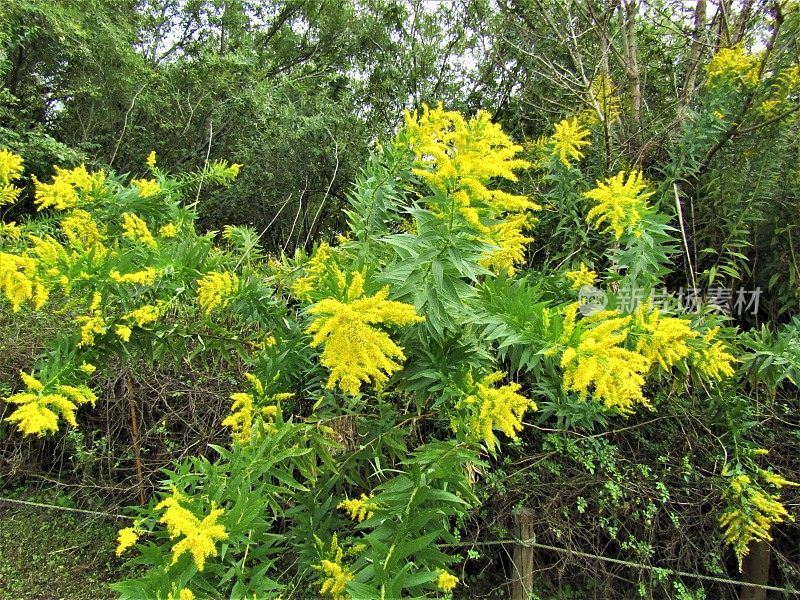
[679,0,707,116]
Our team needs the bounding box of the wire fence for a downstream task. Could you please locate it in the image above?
[2,495,798,596]
[441,537,800,595]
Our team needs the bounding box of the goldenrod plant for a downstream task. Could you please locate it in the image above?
[0,97,797,599]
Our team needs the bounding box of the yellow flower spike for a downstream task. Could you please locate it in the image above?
[480,213,534,276]
[79,362,97,375]
[401,103,537,262]
[131,178,161,198]
[155,491,228,571]
[146,150,157,169]
[0,183,22,205]
[3,378,95,437]
[26,234,66,264]
[337,493,376,522]
[565,263,597,290]
[706,46,759,88]
[458,372,536,451]
[222,392,255,443]
[243,372,264,396]
[0,252,38,311]
[61,209,105,248]
[110,268,157,286]
[550,117,591,168]
[720,471,795,570]
[583,171,655,240]
[292,242,334,302]
[122,304,160,328]
[0,221,22,239]
[4,400,60,436]
[306,283,424,396]
[436,569,459,593]
[115,527,139,556]
[32,281,49,309]
[32,165,105,211]
[560,310,652,414]
[197,271,239,314]
[158,223,178,238]
[317,558,354,600]
[19,370,44,392]
[120,212,157,248]
[57,384,96,407]
[115,325,132,342]
[0,148,24,184]
[76,315,107,347]
[692,327,736,381]
[632,304,698,372]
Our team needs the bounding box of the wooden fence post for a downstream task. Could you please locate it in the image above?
[740,540,770,600]
[510,507,536,600]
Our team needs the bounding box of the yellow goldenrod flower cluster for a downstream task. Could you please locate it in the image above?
[292,242,334,301]
[315,534,354,600]
[0,220,23,239]
[306,272,424,395]
[402,103,538,275]
[632,304,698,372]
[549,117,591,168]
[169,590,194,600]
[79,362,97,375]
[403,104,533,215]
[76,314,107,347]
[155,489,228,571]
[0,148,24,205]
[197,271,239,314]
[565,263,597,290]
[28,234,67,263]
[436,569,459,593]
[115,526,139,556]
[457,371,536,452]
[720,471,797,569]
[222,392,256,442]
[691,327,736,380]
[4,370,97,436]
[122,304,160,328]
[158,222,178,238]
[584,171,655,240]
[61,209,106,248]
[110,268,158,286]
[0,148,24,184]
[756,64,800,118]
[131,178,161,197]
[33,164,106,211]
[221,373,289,443]
[0,252,46,311]
[146,150,157,169]
[337,493,376,522]
[706,46,759,88]
[115,324,132,342]
[120,212,157,248]
[560,308,651,414]
[479,212,534,276]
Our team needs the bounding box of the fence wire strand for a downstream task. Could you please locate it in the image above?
[2,496,797,595]
[440,537,800,594]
